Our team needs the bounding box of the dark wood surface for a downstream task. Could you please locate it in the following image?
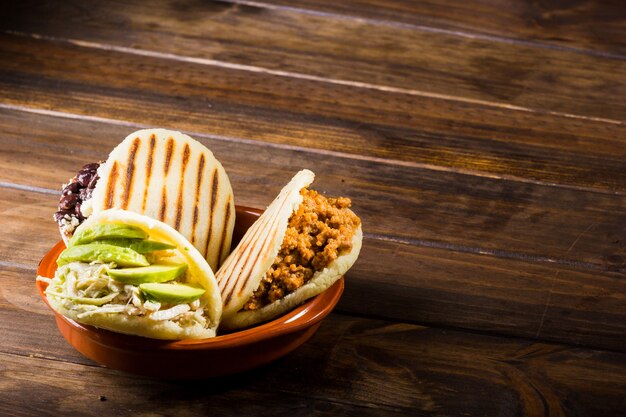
[0,1,624,415]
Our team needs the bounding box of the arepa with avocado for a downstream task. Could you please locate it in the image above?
[41,209,222,340]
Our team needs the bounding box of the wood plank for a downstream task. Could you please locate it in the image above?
[0,33,625,195]
[0,106,624,271]
[0,349,405,416]
[2,1,624,413]
[2,186,624,351]
[0,274,625,416]
[0,356,405,417]
[0,0,625,121]
[0,36,624,349]
[243,0,626,56]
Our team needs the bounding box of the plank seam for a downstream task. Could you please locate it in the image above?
[534,221,599,338]
[4,30,623,126]
[1,103,624,197]
[219,0,626,61]
[0,181,59,195]
[366,233,614,273]
[331,309,626,354]
[0,349,411,412]
[0,178,619,274]
[0,260,37,271]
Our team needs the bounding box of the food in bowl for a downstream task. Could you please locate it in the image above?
[41,129,362,345]
[39,209,222,339]
[54,128,235,271]
[217,169,362,330]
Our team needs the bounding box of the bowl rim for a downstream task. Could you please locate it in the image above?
[36,205,344,350]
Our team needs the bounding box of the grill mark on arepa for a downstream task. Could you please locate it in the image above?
[218,173,312,299]
[221,206,283,305]
[191,154,205,244]
[204,168,219,262]
[216,196,232,267]
[225,181,294,264]
[164,137,174,175]
[236,199,289,296]
[121,137,140,209]
[159,137,175,222]
[221,172,313,306]
[174,143,191,230]
[216,213,264,295]
[104,161,120,209]
[142,134,156,212]
[159,186,167,221]
[219,199,282,295]
[222,192,292,306]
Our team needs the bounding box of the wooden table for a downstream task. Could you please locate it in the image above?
[1,1,625,415]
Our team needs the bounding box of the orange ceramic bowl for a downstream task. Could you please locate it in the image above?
[36,206,344,379]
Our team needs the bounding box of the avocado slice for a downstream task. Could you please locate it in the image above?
[57,243,149,267]
[130,240,176,253]
[69,223,148,247]
[107,263,187,285]
[139,283,205,304]
[93,238,176,253]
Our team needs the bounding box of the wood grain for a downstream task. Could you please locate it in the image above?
[0,106,624,274]
[0,0,625,121]
[2,182,625,351]
[0,33,625,195]
[1,268,625,416]
[1,38,624,349]
[241,0,626,56]
[0,1,624,414]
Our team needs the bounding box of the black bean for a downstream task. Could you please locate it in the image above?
[74,203,84,221]
[79,187,93,201]
[59,193,78,210]
[54,210,71,223]
[76,171,93,187]
[62,181,80,195]
[87,174,99,189]
[80,162,99,173]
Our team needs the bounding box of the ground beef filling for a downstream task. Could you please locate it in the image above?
[243,188,361,311]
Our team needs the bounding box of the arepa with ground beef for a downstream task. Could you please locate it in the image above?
[216,169,362,329]
[56,129,235,272]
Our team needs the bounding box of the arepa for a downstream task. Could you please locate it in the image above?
[78,129,235,271]
[42,209,223,340]
[216,169,362,329]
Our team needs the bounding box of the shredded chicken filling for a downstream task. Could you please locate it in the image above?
[40,262,207,327]
[243,188,360,311]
